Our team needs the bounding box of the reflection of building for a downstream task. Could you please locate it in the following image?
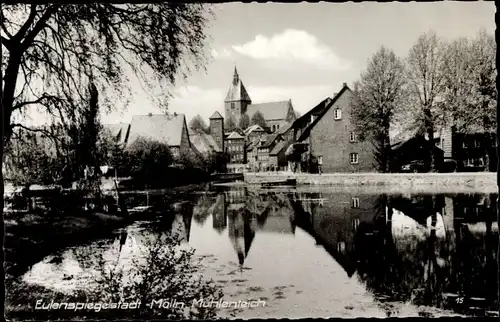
[291,192,381,277]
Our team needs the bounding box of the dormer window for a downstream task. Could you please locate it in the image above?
[334,108,342,120]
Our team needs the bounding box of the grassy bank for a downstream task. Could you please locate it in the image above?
[243,172,498,193]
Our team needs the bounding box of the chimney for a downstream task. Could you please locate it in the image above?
[173,112,177,117]
[148,112,152,117]
[343,82,347,88]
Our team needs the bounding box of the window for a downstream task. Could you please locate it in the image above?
[231,102,235,109]
[352,197,360,208]
[334,108,342,120]
[337,241,346,253]
[350,132,357,142]
[353,218,360,231]
[350,153,359,164]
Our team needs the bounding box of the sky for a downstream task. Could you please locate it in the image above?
[22,2,496,127]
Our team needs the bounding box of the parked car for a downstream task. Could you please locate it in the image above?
[400,160,427,173]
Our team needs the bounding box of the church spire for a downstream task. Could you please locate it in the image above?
[225,66,251,103]
[232,65,239,85]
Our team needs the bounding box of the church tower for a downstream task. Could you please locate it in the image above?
[224,67,251,127]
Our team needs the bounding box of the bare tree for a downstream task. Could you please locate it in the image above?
[405,31,448,171]
[351,46,406,173]
[189,114,208,133]
[442,30,496,171]
[1,3,213,197]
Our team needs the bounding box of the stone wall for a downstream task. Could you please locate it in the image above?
[243,172,498,193]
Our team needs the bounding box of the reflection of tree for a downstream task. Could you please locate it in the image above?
[212,193,227,233]
[354,193,499,316]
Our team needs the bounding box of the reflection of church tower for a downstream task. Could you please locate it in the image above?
[228,210,255,266]
[212,193,227,233]
[224,67,252,126]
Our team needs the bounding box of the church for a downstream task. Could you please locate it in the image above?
[224,67,297,133]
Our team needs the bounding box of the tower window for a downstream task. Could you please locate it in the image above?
[231,102,235,110]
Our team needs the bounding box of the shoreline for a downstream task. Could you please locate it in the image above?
[240,172,498,193]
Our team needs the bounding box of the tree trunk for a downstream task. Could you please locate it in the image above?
[424,108,436,172]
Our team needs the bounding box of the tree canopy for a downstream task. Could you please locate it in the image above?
[351,46,406,173]
[239,113,250,129]
[189,114,208,133]
[1,3,213,146]
[224,116,237,132]
[250,111,267,128]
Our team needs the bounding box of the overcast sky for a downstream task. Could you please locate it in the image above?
[28,2,497,126]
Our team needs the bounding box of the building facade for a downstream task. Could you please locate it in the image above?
[295,84,377,173]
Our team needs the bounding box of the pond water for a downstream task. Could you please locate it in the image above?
[22,186,499,319]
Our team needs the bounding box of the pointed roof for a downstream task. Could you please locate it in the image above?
[297,85,351,142]
[209,111,224,120]
[225,67,252,103]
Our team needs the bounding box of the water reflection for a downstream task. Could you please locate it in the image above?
[22,187,499,318]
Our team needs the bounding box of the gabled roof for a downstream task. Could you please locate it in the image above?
[189,130,221,154]
[102,122,130,145]
[297,84,350,142]
[246,100,293,121]
[293,97,332,128]
[128,113,186,147]
[225,67,251,103]
[209,111,224,120]
[276,122,292,135]
[270,140,288,156]
[226,131,245,140]
[259,133,282,148]
[245,124,266,136]
[246,137,260,151]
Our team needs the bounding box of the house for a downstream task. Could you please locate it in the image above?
[391,135,445,172]
[245,124,268,142]
[433,121,497,172]
[247,133,284,171]
[225,130,246,168]
[127,113,193,159]
[269,140,288,170]
[224,67,297,133]
[294,84,376,173]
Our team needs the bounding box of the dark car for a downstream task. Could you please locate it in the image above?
[400,160,427,173]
